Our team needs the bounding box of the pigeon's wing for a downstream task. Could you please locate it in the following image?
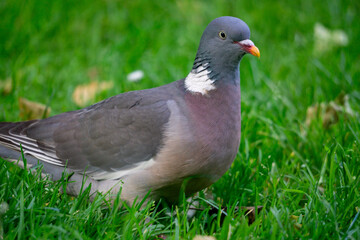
[0,88,172,180]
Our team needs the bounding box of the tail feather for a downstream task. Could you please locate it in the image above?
[0,120,37,152]
[0,121,64,166]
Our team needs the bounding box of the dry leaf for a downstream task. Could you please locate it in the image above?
[305,92,355,129]
[0,202,9,215]
[323,103,339,128]
[305,104,319,126]
[314,23,348,54]
[290,215,303,230]
[72,81,114,107]
[294,222,303,230]
[19,98,51,120]
[193,236,216,240]
[0,78,13,95]
[318,186,325,194]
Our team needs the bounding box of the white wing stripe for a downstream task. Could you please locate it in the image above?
[0,133,64,166]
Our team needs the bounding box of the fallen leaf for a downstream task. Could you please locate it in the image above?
[314,23,348,54]
[318,186,325,194]
[290,215,303,230]
[18,98,51,120]
[0,202,9,215]
[0,78,13,95]
[305,92,355,129]
[72,81,114,107]
[305,104,319,127]
[193,236,216,240]
[323,103,339,128]
[294,222,302,230]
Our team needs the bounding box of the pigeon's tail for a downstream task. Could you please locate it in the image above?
[0,121,67,180]
[0,121,37,165]
[0,119,63,166]
[0,122,40,176]
[0,120,37,157]
[0,121,103,198]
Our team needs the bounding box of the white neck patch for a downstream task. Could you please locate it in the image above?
[185,64,216,95]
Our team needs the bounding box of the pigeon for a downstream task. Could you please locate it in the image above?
[0,16,260,204]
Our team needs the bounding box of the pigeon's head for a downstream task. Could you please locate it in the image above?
[185,17,260,94]
[197,16,260,70]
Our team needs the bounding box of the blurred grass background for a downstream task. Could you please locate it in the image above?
[0,0,359,239]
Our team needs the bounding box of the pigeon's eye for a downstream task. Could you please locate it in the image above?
[218,31,226,40]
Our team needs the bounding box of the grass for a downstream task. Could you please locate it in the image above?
[1,0,360,239]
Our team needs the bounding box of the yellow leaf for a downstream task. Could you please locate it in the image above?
[0,202,9,215]
[294,223,302,230]
[314,23,348,54]
[305,103,319,127]
[305,92,354,129]
[193,236,216,240]
[72,81,114,107]
[18,98,51,120]
[0,77,13,95]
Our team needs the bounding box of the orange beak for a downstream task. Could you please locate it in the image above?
[235,39,260,58]
[247,45,260,58]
